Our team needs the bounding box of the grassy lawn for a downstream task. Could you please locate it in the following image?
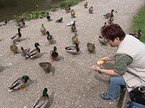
[130,4,145,43]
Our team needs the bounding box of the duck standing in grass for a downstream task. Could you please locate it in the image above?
[33,88,49,108]
[87,43,95,53]
[10,42,18,54]
[17,19,25,28]
[50,46,58,62]
[40,24,46,35]
[11,28,22,42]
[56,17,63,23]
[65,43,80,55]
[20,47,30,57]
[46,31,53,45]
[39,62,52,74]
[8,75,31,92]
[84,1,88,8]
[89,6,93,14]
[25,43,41,59]
[129,29,142,39]
[71,9,75,18]
[72,33,78,44]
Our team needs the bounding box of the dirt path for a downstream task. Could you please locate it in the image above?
[0,0,145,108]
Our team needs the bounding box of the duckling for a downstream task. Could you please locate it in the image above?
[50,46,58,62]
[11,28,22,42]
[39,62,52,74]
[46,12,51,21]
[17,19,25,28]
[33,88,49,108]
[65,43,80,55]
[65,4,71,13]
[72,33,78,44]
[56,17,63,23]
[8,75,31,92]
[40,24,46,35]
[89,6,93,14]
[25,43,41,59]
[103,9,117,19]
[46,31,53,45]
[98,35,107,46]
[20,47,30,57]
[10,42,18,54]
[87,43,95,53]
[84,1,88,8]
[71,9,75,18]
[129,29,142,39]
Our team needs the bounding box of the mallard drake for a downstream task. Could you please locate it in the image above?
[65,4,71,13]
[72,33,78,44]
[129,29,142,39]
[89,6,93,14]
[65,43,80,55]
[50,46,58,62]
[108,15,114,24]
[20,47,30,57]
[33,88,49,108]
[25,43,41,59]
[10,42,18,54]
[84,1,88,8]
[8,75,31,92]
[56,17,63,23]
[39,62,52,74]
[98,35,107,46]
[40,24,46,35]
[71,24,76,32]
[87,43,95,53]
[46,31,53,45]
[46,12,51,21]
[103,9,117,19]
[71,9,75,18]
[67,21,76,26]
[17,19,25,28]
[11,28,22,42]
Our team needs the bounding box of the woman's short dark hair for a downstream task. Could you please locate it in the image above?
[102,24,125,41]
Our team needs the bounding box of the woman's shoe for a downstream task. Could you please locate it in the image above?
[100,93,111,100]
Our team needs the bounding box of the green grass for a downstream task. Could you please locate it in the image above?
[13,0,84,23]
[130,4,145,42]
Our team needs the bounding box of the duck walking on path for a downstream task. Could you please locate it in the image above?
[8,75,31,92]
[56,17,63,23]
[87,43,95,53]
[46,31,54,45]
[39,62,52,74]
[40,24,46,35]
[17,19,25,28]
[10,42,18,54]
[11,28,22,42]
[72,33,78,44]
[50,46,58,62]
[65,43,80,55]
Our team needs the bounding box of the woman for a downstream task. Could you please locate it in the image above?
[91,24,145,100]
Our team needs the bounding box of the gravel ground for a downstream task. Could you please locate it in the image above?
[0,0,145,108]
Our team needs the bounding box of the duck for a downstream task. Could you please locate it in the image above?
[20,47,30,57]
[10,42,18,54]
[8,75,31,92]
[72,33,78,44]
[25,42,41,59]
[46,31,53,45]
[103,9,117,19]
[108,15,114,24]
[98,35,107,46]
[39,62,52,74]
[17,19,25,28]
[71,9,75,18]
[46,12,51,21]
[0,19,8,26]
[11,28,22,42]
[65,4,71,13]
[50,46,58,62]
[67,21,76,26]
[84,1,88,8]
[129,29,142,39]
[33,88,49,108]
[40,24,46,35]
[89,6,93,14]
[65,43,80,55]
[56,17,63,23]
[71,24,76,32]
[87,43,95,53]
